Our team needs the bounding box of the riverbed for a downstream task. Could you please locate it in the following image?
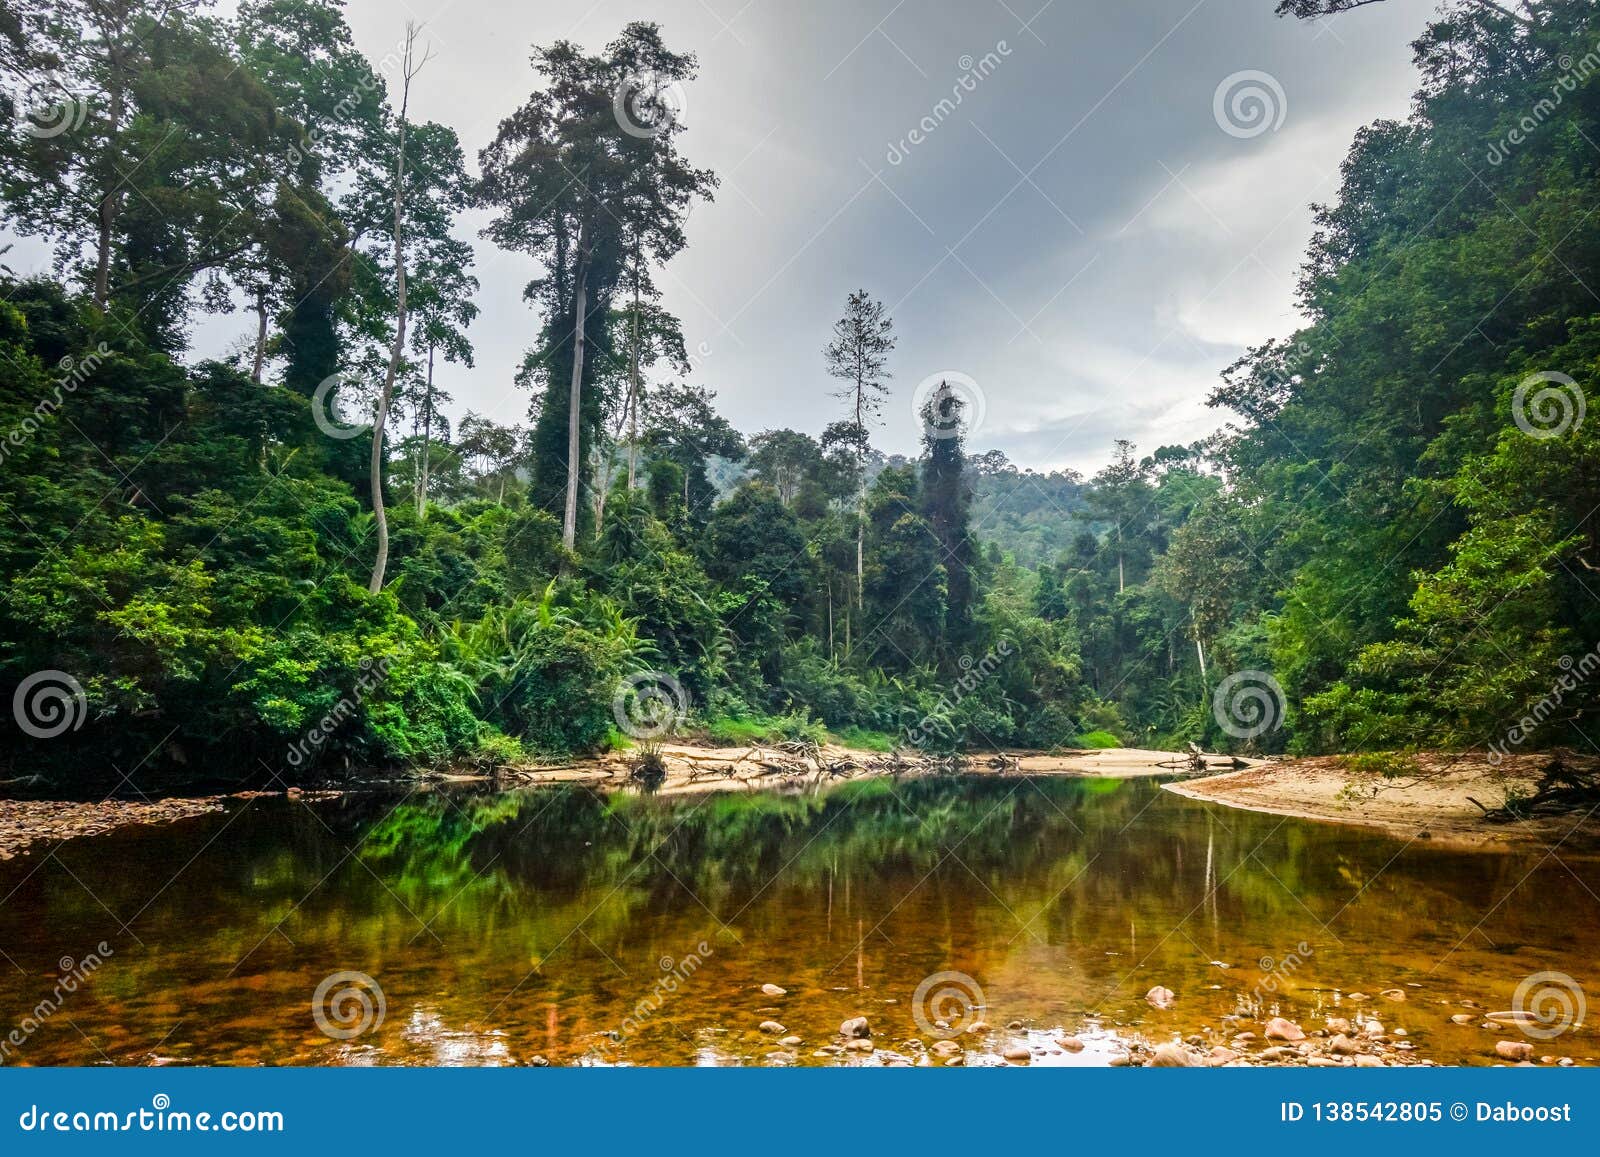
[0,775,1593,1067]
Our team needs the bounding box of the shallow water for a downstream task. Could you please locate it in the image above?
[0,775,1595,1067]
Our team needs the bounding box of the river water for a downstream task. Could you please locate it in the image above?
[0,776,1594,1066]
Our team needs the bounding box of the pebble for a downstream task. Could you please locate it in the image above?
[1450,1013,1476,1025]
[1326,1017,1351,1035]
[1495,1041,1533,1062]
[779,1035,802,1046]
[945,1055,965,1066]
[1329,1034,1359,1056]
[845,1038,875,1052]
[1146,985,1177,1009]
[1259,1047,1294,1062]
[1308,1056,1341,1067]
[931,1039,962,1056]
[839,1016,871,1039]
[1347,992,1369,1001]
[1007,1020,1023,1029]
[1264,1017,1306,1042]
[1150,1042,1196,1067]
[761,983,787,997]
[1002,1043,1031,1063]
[1354,1054,1383,1068]
[528,1055,550,1067]
[1208,1046,1239,1066]
[1362,1020,1384,1038]
[1107,1053,1132,1067]
[966,1020,992,1034]
[1057,1035,1085,1051]
[1380,988,1407,1002]
[758,1020,786,1034]
[1233,1031,1257,1042]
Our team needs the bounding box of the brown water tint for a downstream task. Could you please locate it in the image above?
[0,776,1595,1067]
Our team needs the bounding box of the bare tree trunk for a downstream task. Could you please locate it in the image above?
[416,340,433,520]
[562,216,591,552]
[626,242,643,491]
[1195,634,1208,686]
[368,25,424,595]
[251,286,269,384]
[92,60,126,310]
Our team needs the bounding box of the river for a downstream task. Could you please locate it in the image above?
[0,775,1593,1066]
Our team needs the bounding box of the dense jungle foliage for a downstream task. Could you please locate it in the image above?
[0,0,1596,790]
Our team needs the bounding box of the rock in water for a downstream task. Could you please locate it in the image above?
[1495,1040,1534,1062]
[1150,1042,1196,1067]
[761,983,787,997]
[1145,985,1177,1009]
[1329,1034,1359,1056]
[1002,1043,1031,1063]
[1057,1035,1085,1051]
[758,1020,786,1034]
[1264,1017,1306,1042]
[840,1016,871,1039]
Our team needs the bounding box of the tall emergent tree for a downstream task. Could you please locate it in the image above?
[823,289,896,605]
[477,21,715,551]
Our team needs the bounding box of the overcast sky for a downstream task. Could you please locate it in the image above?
[19,0,1443,473]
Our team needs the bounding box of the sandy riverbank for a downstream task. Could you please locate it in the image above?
[1165,752,1600,853]
[499,741,1253,795]
[0,743,1246,859]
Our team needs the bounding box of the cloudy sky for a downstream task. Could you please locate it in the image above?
[28,0,1443,473]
